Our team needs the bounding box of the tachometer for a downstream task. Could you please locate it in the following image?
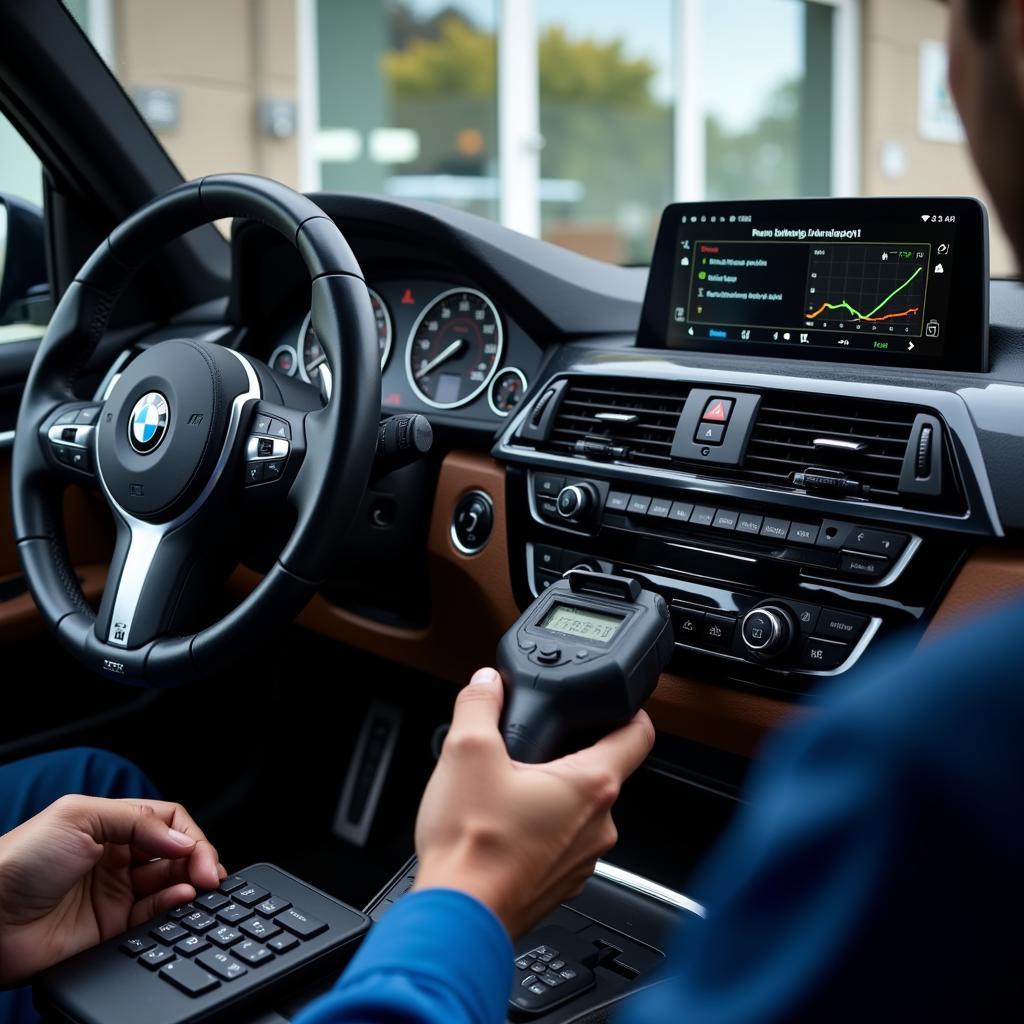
[298,287,392,398]
[405,288,503,409]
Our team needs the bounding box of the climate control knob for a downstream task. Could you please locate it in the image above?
[556,482,598,520]
[740,604,797,660]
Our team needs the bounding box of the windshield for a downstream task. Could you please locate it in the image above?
[47,0,1013,274]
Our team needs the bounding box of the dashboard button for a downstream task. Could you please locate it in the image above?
[669,501,694,523]
[787,601,821,632]
[627,495,652,516]
[701,397,733,423]
[538,497,560,520]
[845,528,907,558]
[671,606,705,639]
[817,608,869,641]
[736,512,763,535]
[840,553,888,579]
[605,491,630,512]
[690,505,715,527]
[701,613,736,649]
[816,520,852,549]
[694,421,725,445]
[535,569,560,592]
[712,509,738,530]
[534,545,561,572]
[787,522,819,545]
[648,497,672,518]
[760,517,791,540]
[799,637,849,670]
[535,474,565,500]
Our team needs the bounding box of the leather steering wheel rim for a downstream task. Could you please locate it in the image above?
[11,174,381,686]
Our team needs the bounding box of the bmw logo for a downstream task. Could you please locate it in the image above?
[128,392,169,454]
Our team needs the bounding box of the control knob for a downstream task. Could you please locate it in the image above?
[556,482,598,520]
[740,604,797,660]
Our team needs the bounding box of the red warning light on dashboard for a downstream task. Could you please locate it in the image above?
[384,392,402,406]
[701,398,733,423]
[401,288,415,304]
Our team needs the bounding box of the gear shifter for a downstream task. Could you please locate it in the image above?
[496,571,674,763]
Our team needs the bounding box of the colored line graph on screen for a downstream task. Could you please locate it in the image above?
[806,266,923,323]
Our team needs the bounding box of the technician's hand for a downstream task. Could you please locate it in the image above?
[414,667,655,938]
[0,796,225,986]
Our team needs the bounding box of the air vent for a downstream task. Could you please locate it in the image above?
[547,377,691,467]
[742,393,961,511]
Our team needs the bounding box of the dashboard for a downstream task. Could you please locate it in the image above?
[212,191,1024,753]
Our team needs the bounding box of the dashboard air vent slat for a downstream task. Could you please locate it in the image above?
[546,377,691,467]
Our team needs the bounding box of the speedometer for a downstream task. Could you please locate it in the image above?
[405,288,503,409]
[298,287,392,398]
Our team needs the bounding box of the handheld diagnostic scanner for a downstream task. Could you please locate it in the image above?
[496,570,674,763]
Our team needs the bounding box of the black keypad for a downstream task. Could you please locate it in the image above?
[232,940,273,966]
[152,921,188,944]
[209,926,243,948]
[216,903,252,924]
[240,917,280,942]
[276,906,327,939]
[195,891,230,913]
[175,935,210,958]
[159,958,220,996]
[233,885,270,907]
[197,950,247,982]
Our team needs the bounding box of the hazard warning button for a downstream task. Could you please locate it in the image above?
[701,397,734,424]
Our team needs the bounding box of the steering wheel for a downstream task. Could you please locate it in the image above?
[11,174,381,686]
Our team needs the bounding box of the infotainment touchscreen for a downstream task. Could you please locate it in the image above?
[638,197,989,371]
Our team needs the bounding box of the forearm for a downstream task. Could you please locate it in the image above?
[294,889,512,1024]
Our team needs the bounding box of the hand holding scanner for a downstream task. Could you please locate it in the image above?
[497,571,674,763]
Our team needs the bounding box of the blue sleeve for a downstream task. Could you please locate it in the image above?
[619,599,1024,1022]
[293,889,512,1024]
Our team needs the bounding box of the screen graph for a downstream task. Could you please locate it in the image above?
[804,243,930,336]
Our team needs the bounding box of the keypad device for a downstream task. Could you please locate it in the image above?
[509,933,595,1015]
[35,864,369,1024]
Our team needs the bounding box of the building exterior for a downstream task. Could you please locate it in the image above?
[3,0,1014,275]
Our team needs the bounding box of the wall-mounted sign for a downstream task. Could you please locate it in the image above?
[918,41,966,144]
[131,87,180,132]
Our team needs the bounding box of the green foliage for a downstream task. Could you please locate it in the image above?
[383,15,659,107]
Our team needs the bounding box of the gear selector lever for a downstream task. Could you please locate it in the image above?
[497,571,674,763]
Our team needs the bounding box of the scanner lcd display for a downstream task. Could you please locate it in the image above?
[540,604,625,643]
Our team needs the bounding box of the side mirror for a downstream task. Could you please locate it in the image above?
[0,193,50,326]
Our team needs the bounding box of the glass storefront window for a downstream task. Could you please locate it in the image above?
[537,0,674,265]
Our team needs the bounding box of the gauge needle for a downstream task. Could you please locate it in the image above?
[415,338,466,380]
[306,353,327,372]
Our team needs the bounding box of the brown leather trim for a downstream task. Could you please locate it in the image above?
[231,450,794,757]
[924,547,1024,642]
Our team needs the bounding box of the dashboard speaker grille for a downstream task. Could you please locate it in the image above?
[548,377,691,467]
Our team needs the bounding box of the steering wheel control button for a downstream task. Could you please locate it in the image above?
[264,460,285,481]
[253,413,273,434]
[452,490,493,555]
[245,463,264,485]
[701,397,733,423]
[799,637,850,670]
[55,408,80,424]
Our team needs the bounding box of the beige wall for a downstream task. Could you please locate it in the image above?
[860,0,1016,275]
[114,0,300,189]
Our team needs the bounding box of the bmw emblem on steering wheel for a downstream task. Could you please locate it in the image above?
[128,391,169,454]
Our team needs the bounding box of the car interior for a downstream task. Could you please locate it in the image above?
[2,2,1024,1022]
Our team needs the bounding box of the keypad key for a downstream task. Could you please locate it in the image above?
[182,910,217,933]
[218,875,247,895]
[209,926,243,948]
[151,921,188,944]
[255,896,291,917]
[231,940,274,966]
[559,968,577,980]
[267,933,299,955]
[276,906,327,939]
[521,975,538,988]
[538,951,556,962]
[240,917,281,942]
[140,947,176,970]
[529,983,547,995]
[542,972,564,987]
[515,958,531,971]
[195,891,230,913]
[160,958,220,997]
[175,935,210,958]
[217,903,252,924]
[168,903,196,921]
[550,960,565,971]
[197,950,248,982]
[233,885,270,907]
[531,961,545,973]
[120,935,155,957]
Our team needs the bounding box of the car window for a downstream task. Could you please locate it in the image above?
[65,0,1014,275]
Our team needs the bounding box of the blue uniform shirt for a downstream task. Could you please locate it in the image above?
[296,600,1024,1023]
